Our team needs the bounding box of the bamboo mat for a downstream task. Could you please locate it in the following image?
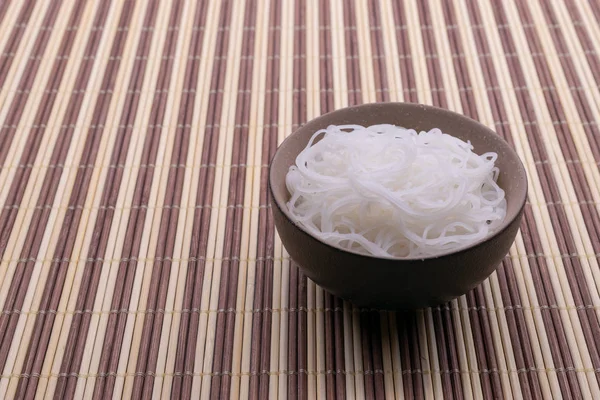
[0,0,600,399]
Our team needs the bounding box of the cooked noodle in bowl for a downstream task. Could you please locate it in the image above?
[285,124,507,258]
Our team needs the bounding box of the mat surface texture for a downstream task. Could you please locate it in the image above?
[1,0,600,398]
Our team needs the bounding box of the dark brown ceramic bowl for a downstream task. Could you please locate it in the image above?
[269,103,528,309]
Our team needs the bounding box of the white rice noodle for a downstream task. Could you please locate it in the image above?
[285,124,507,258]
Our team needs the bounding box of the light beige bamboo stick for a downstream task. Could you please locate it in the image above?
[238,7,269,391]
[306,0,321,120]
[378,0,403,102]
[305,278,316,398]
[303,2,322,398]
[315,284,326,400]
[236,72,266,400]
[276,255,290,400]
[327,1,362,397]
[387,312,405,400]
[413,310,433,399]
[378,312,395,400]
[341,303,356,399]
[268,18,285,400]
[477,0,595,397]
[237,209,260,397]
[403,0,431,106]
[236,144,260,391]
[269,1,294,398]
[422,309,443,400]
[271,1,294,397]
[277,0,294,140]
[235,0,268,395]
[352,306,368,400]
[404,0,432,106]
[377,2,407,398]
[354,0,375,104]
[329,0,348,110]
[292,0,313,394]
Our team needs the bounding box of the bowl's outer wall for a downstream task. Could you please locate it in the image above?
[272,197,524,309]
[269,103,528,309]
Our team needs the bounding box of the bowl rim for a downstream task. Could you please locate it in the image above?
[268,102,529,261]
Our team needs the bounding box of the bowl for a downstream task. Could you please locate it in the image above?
[269,103,528,309]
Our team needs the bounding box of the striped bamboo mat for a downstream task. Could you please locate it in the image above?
[0,0,599,398]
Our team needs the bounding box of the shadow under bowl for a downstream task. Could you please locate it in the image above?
[269,102,528,310]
